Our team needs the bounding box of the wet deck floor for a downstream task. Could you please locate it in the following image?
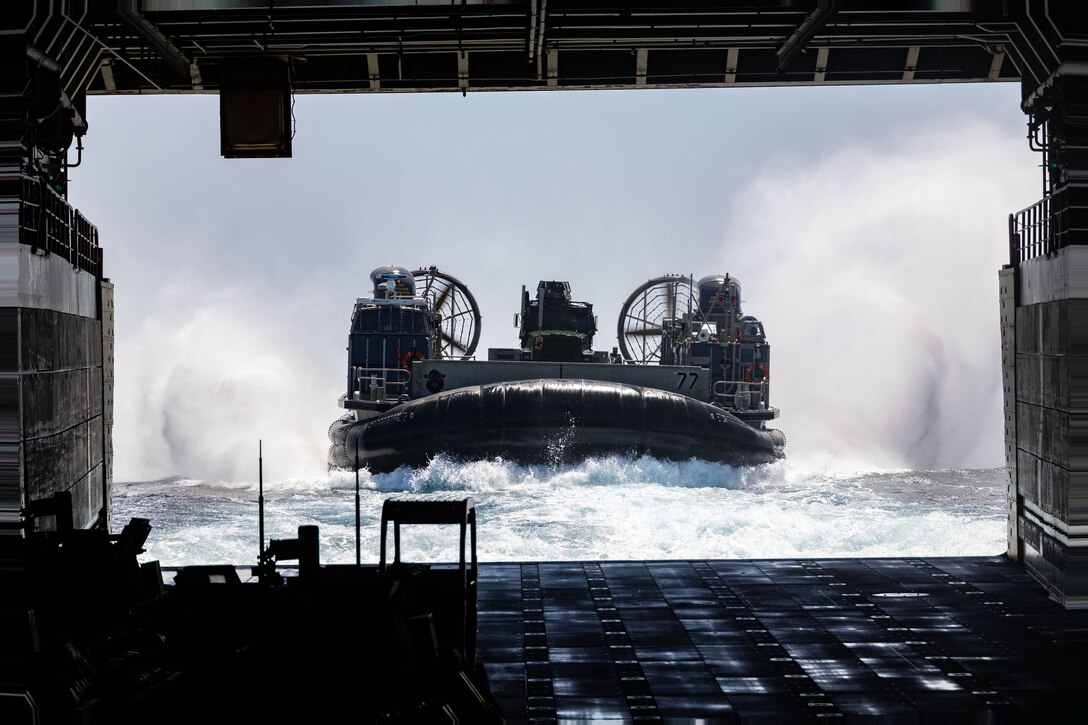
[473,556,1087,722]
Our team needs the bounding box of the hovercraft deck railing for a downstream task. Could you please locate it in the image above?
[350,365,411,402]
[713,379,767,410]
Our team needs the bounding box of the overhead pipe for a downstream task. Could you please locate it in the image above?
[115,0,191,79]
[533,0,547,79]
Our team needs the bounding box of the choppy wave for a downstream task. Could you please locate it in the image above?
[111,456,1007,567]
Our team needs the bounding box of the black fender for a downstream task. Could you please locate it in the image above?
[333,378,785,473]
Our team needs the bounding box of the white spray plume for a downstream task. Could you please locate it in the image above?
[114,277,342,483]
[725,117,1036,470]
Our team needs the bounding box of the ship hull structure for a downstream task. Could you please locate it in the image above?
[330,378,785,474]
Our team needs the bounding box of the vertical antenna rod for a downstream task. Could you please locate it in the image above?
[258,439,265,566]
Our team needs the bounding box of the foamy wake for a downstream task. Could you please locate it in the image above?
[115,456,1007,567]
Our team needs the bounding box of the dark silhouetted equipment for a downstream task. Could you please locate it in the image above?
[380,497,478,667]
[518,280,598,362]
[25,45,86,156]
[7,491,502,723]
[219,57,293,159]
[171,563,242,588]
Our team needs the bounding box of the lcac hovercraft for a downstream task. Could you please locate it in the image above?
[328,267,785,474]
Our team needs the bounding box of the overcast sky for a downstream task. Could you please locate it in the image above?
[72,81,1039,482]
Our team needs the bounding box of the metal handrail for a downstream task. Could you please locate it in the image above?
[1009,196,1051,266]
[350,365,411,401]
[18,174,102,278]
[713,379,766,409]
[1009,188,1084,266]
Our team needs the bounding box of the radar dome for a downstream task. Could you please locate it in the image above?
[371,266,416,299]
[697,274,742,315]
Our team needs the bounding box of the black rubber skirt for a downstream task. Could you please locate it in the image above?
[332,378,785,473]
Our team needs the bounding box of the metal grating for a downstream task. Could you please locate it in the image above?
[476,556,1088,721]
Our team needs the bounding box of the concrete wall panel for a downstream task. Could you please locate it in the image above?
[1074,356,1088,414]
[0,373,17,441]
[1015,300,1086,356]
[20,368,96,439]
[1022,512,1088,607]
[1016,402,1068,467]
[24,416,103,506]
[1066,548,1088,607]
[1042,302,1063,355]
[1017,448,1040,510]
[11,246,98,317]
[24,419,88,501]
[67,464,103,530]
[1026,542,1064,602]
[1020,516,1064,598]
[0,308,15,372]
[1074,410,1088,472]
[20,307,102,373]
[1072,469,1088,526]
[1021,541,1054,599]
[1016,354,1067,410]
[0,373,21,531]
[1072,300,1088,355]
[1016,302,1063,355]
[1038,457,1068,520]
[1015,448,1085,524]
[1016,305,1037,354]
[7,299,110,531]
[89,411,102,464]
[1019,246,1088,305]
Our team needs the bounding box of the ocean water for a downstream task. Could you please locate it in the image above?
[110,456,1008,568]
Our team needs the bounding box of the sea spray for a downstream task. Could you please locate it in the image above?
[112,457,1006,567]
[725,118,1035,471]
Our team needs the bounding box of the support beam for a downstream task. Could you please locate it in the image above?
[367,53,380,90]
[777,0,836,71]
[903,46,920,81]
[635,48,647,86]
[115,0,190,79]
[99,57,115,92]
[989,46,1007,80]
[814,47,828,83]
[725,48,738,83]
